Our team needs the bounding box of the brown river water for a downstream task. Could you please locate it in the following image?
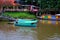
[0,20,60,40]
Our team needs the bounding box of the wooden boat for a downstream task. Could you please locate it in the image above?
[14,19,38,27]
[38,15,60,21]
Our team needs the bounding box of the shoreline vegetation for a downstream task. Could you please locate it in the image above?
[0,11,37,21]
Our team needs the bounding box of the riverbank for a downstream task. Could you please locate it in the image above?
[4,11,36,19]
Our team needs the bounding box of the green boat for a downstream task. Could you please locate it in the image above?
[14,19,38,27]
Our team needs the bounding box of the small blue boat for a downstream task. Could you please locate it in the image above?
[14,19,38,27]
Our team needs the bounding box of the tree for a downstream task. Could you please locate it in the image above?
[0,0,19,16]
[0,0,16,6]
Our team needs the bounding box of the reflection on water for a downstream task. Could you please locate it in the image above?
[48,33,60,40]
[0,20,60,40]
[37,20,60,40]
[40,20,60,25]
[0,21,37,40]
[0,27,37,40]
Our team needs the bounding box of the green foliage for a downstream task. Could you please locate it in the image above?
[37,0,59,9]
[4,11,36,19]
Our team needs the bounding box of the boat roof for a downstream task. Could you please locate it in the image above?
[56,14,60,16]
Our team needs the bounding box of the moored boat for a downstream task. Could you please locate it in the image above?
[14,19,38,27]
[38,15,60,21]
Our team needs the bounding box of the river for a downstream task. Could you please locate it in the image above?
[0,20,60,40]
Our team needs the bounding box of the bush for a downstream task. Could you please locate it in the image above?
[4,11,36,19]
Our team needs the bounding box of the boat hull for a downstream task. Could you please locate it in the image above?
[37,15,60,21]
[14,19,38,27]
